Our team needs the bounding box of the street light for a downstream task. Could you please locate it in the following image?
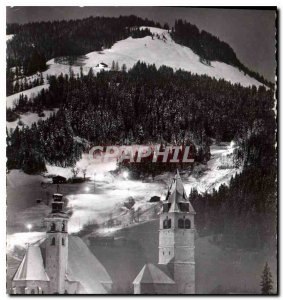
[26,224,32,232]
[85,186,90,192]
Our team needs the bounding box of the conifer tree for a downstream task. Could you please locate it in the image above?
[115,61,119,71]
[260,262,273,294]
[111,60,115,71]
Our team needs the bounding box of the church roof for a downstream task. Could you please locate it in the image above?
[66,236,112,294]
[133,263,175,285]
[13,236,112,294]
[165,170,195,214]
[13,245,50,282]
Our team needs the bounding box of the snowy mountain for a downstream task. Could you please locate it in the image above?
[42,26,263,88]
[6,26,264,114]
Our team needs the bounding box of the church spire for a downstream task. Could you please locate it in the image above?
[163,170,195,214]
[158,171,196,293]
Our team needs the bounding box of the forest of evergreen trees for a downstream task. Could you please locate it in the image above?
[189,106,276,249]
[7,62,275,175]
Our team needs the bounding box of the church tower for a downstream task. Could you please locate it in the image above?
[44,194,69,294]
[158,170,196,294]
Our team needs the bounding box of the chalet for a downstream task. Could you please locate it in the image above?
[52,175,67,184]
[96,62,108,68]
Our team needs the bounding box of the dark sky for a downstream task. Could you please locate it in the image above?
[6,7,276,82]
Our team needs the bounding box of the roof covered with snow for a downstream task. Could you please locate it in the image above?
[133,263,175,285]
[13,245,50,282]
[66,236,112,293]
[13,235,112,294]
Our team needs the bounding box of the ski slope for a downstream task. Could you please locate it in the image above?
[7,142,241,249]
[41,26,262,88]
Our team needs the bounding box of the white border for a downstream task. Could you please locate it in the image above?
[1,2,280,299]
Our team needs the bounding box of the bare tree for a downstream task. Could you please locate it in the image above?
[82,168,87,181]
[71,166,80,178]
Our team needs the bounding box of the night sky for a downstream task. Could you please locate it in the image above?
[6,7,277,82]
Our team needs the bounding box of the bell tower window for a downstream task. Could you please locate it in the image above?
[51,222,56,232]
[51,237,56,246]
[185,219,191,229]
[62,222,65,232]
[163,217,171,229]
[62,238,65,246]
[178,218,184,228]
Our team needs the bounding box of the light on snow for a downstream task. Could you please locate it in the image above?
[94,173,104,181]
[26,224,32,232]
[122,171,129,179]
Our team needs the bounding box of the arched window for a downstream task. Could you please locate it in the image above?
[163,219,168,229]
[62,222,65,232]
[51,222,56,232]
[31,289,35,294]
[185,219,191,229]
[178,219,184,228]
[51,237,56,246]
[62,238,65,246]
[163,217,171,229]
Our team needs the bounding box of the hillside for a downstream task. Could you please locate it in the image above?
[42,27,262,88]
[21,27,263,89]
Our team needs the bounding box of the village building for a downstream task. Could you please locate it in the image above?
[52,175,67,184]
[96,62,108,68]
[11,193,112,294]
[133,170,196,294]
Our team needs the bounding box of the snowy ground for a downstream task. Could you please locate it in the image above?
[7,232,46,253]
[6,34,14,42]
[6,84,50,109]
[6,109,58,131]
[7,142,241,249]
[40,27,262,88]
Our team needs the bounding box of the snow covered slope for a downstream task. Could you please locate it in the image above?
[6,109,57,131]
[6,26,263,113]
[6,35,14,42]
[6,84,50,109]
[42,27,262,88]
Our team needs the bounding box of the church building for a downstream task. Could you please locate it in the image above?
[12,193,112,294]
[133,170,196,294]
